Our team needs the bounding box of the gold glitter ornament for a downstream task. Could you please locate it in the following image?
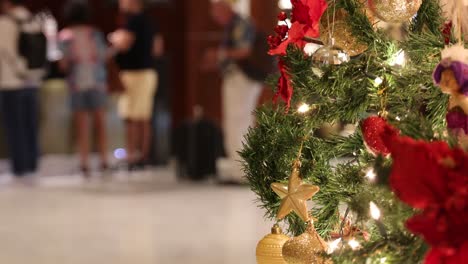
[320,7,370,57]
[282,222,332,264]
[368,0,422,23]
[256,224,290,264]
[320,21,368,57]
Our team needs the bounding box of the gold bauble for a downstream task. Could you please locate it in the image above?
[320,7,370,57]
[368,0,422,23]
[256,224,290,264]
[320,21,368,57]
[282,223,332,264]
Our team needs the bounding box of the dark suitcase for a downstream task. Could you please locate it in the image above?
[173,119,224,181]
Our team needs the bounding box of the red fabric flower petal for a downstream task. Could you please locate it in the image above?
[269,0,327,55]
[274,59,293,110]
[379,120,468,264]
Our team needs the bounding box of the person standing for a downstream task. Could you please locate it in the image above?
[0,0,44,178]
[58,1,109,177]
[109,0,163,170]
[205,0,262,183]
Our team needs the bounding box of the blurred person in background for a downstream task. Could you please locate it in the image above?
[58,1,109,177]
[109,0,163,170]
[204,0,262,183]
[0,0,45,178]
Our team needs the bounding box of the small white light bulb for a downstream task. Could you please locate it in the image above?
[389,50,406,66]
[298,103,311,113]
[327,238,342,254]
[370,201,381,220]
[374,77,383,87]
[348,238,361,250]
[365,168,377,182]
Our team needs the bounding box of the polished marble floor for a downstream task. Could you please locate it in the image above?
[0,165,273,264]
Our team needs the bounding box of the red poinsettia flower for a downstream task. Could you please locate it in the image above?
[380,124,468,264]
[424,242,468,264]
[269,0,328,56]
[274,59,293,110]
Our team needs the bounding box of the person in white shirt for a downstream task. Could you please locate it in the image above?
[0,0,43,177]
[204,0,262,183]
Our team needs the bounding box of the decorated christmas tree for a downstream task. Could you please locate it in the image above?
[244,0,468,263]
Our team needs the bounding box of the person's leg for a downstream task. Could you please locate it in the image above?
[118,72,138,165]
[220,70,262,181]
[137,71,157,163]
[22,88,40,173]
[126,119,137,163]
[140,120,152,162]
[93,108,108,168]
[2,90,28,176]
[88,89,108,169]
[74,111,90,173]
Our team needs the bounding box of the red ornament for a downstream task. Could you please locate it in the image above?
[361,116,397,156]
[274,25,289,39]
[442,22,453,45]
[277,11,288,21]
[267,35,282,49]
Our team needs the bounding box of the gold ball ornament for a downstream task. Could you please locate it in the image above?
[256,224,291,264]
[319,7,370,57]
[368,0,422,23]
[282,222,332,264]
[320,21,368,57]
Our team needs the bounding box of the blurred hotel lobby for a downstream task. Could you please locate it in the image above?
[0,0,283,263]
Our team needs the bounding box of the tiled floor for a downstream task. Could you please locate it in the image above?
[0,167,273,264]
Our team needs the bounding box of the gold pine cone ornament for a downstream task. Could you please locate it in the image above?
[256,224,290,264]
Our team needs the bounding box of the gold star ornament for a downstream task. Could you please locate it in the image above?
[271,160,320,222]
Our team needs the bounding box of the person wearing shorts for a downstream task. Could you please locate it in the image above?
[110,0,163,169]
[59,1,109,177]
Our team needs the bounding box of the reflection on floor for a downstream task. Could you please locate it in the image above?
[0,166,273,264]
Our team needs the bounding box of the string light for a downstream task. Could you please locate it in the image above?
[327,238,342,254]
[370,202,381,220]
[389,50,406,66]
[365,168,377,182]
[278,0,292,9]
[374,77,383,87]
[348,238,361,250]
[298,103,311,113]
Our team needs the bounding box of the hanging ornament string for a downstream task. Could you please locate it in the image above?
[338,207,351,250]
[378,84,388,118]
[327,0,337,44]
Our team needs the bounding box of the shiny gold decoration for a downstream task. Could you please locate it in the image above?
[282,222,332,264]
[256,224,290,264]
[312,44,350,66]
[320,21,368,57]
[368,0,422,23]
[320,8,369,57]
[271,160,320,222]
